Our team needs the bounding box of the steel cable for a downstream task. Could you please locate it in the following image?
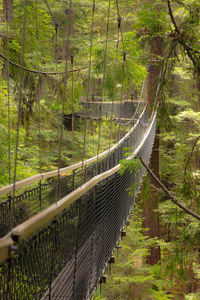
[12,0,28,228]
[97,0,111,158]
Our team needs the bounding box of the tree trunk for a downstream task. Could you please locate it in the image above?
[61,8,74,60]
[3,0,13,22]
[2,0,13,76]
[143,129,160,265]
[142,36,163,265]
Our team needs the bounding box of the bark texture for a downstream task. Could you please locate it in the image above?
[3,0,13,22]
[142,36,163,265]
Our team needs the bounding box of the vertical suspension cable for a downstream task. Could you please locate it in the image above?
[57,0,72,201]
[82,0,96,168]
[55,21,59,107]
[115,0,126,141]
[116,0,125,52]
[97,0,111,157]
[118,51,126,140]
[35,0,43,211]
[12,0,27,227]
[71,54,75,164]
[116,0,127,141]
[108,14,121,149]
[35,0,42,176]
[4,10,13,293]
[5,7,11,186]
[54,10,61,202]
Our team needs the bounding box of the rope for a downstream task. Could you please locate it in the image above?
[82,0,96,168]
[55,10,61,202]
[71,55,75,164]
[55,18,60,108]
[12,0,28,227]
[35,0,43,211]
[125,79,146,127]
[116,0,125,52]
[6,12,11,186]
[97,0,111,157]
[57,0,72,201]
[0,53,87,75]
[108,14,121,149]
[118,51,126,140]
[35,0,42,175]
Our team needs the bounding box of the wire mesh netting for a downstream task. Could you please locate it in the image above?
[0,107,147,237]
[78,100,138,120]
[0,115,156,300]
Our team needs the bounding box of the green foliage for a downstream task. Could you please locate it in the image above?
[120,158,142,176]
[92,205,174,300]
[1,0,200,297]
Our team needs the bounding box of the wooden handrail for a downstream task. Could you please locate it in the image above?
[0,112,156,263]
[0,106,147,196]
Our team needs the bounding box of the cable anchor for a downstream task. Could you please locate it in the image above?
[71,55,74,64]
[123,51,127,62]
[117,16,122,29]
[55,22,59,34]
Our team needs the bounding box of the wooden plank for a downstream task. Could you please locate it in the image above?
[0,237,14,262]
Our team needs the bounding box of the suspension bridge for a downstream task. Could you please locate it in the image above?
[0,0,159,299]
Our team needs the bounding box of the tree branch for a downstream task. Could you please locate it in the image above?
[167,0,180,35]
[139,157,200,221]
[184,135,200,181]
[167,0,199,70]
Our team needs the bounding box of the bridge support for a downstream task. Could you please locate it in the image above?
[142,35,163,265]
[142,130,161,265]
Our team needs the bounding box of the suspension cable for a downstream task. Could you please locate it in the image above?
[57,0,72,201]
[5,9,11,186]
[35,0,42,176]
[55,7,60,202]
[126,79,146,126]
[12,0,28,227]
[116,0,125,52]
[0,53,87,75]
[115,0,127,141]
[108,13,121,149]
[71,54,75,164]
[97,0,111,158]
[116,0,144,129]
[118,51,126,140]
[82,0,96,168]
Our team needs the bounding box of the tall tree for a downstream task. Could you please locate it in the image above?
[3,0,13,22]
[142,36,163,265]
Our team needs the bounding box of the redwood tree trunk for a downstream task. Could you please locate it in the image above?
[2,0,13,76]
[142,36,163,265]
[3,0,13,22]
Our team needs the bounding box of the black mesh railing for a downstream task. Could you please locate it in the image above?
[0,170,134,300]
[0,108,147,237]
[0,114,156,300]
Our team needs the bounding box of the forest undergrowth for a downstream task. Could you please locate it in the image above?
[92,201,200,300]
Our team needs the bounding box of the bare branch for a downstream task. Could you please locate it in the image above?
[184,135,200,181]
[167,0,199,70]
[139,157,200,221]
